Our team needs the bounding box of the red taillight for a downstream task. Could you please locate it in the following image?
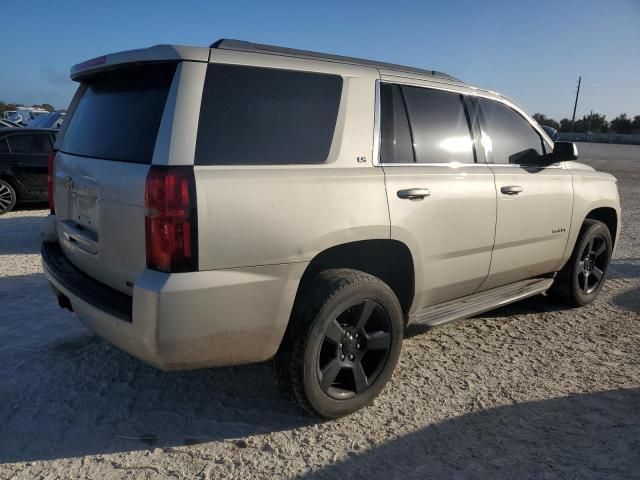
[144,166,198,273]
[47,151,56,214]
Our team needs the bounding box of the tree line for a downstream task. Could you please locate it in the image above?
[533,112,640,134]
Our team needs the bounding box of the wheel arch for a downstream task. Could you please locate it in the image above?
[295,239,415,321]
[585,207,618,248]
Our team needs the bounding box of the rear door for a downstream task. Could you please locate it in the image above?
[473,97,573,289]
[3,131,53,200]
[379,82,497,310]
[53,62,178,294]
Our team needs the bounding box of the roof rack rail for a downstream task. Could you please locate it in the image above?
[210,39,461,82]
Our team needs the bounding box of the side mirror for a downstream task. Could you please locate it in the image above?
[553,141,579,161]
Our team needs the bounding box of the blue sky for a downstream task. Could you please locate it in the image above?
[1,0,639,120]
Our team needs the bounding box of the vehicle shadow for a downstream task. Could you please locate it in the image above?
[0,209,46,255]
[611,285,640,314]
[0,273,314,464]
[609,258,640,280]
[298,387,640,479]
[14,201,48,212]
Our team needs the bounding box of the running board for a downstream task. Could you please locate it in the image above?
[410,278,554,327]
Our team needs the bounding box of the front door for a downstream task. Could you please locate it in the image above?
[472,97,573,289]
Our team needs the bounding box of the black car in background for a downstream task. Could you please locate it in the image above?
[0,128,56,214]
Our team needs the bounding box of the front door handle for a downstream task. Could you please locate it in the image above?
[397,188,431,200]
[500,185,523,195]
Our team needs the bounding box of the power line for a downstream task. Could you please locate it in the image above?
[571,76,581,132]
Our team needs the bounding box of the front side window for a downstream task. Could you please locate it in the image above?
[379,83,414,163]
[475,98,545,164]
[7,134,52,154]
[402,86,475,164]
[195,64,343,165]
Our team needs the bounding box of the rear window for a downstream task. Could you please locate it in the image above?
[195,64,343,165]
[60,63,176,163]
[402,86,475,164]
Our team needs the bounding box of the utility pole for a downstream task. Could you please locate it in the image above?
[570,76,581,132]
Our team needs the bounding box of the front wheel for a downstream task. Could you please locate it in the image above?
[552,219,613,306]
[275,269,404,418]
[0,179,17,215]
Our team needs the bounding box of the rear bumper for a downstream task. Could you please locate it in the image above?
[42,241,306,370]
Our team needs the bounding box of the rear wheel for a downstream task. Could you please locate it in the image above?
[275,269,404,418]
[0,179,17,215]
[552,219,612,306]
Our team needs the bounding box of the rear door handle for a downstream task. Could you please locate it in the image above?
[397,188,431,200]
[500,185,523,195]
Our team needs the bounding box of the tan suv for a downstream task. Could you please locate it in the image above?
[41,39,621,417]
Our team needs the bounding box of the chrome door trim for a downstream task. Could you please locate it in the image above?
[372,79,382,170]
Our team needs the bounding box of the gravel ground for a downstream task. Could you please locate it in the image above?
[1,143,639,479]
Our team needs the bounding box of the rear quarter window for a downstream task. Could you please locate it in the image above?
[60,63,176,164]
[195,64,343,165]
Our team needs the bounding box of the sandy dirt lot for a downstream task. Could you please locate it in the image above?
[0,143,639,479]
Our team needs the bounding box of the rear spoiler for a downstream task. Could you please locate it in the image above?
[70,44,210,81]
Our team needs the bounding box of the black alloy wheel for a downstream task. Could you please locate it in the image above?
[577,234,608,295]
[318,299,392,400]
[274,268,404,418]
[551,219,613,306]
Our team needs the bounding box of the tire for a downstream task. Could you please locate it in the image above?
[0,179,17,215]
[551,219,612,307]
[274,268,404,418]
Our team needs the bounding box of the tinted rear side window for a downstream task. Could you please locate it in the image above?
[195,64,342,165]
[0,138,9,153]
[402,86,474,164]
[8,134,52,154]
[379,84,414,163]
[60,63,176,163]
[475,98,545,164]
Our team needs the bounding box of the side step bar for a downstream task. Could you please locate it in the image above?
[410,277,554,328]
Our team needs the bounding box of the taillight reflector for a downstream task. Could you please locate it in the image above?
[47,151,56,214]
[144,166,198,273]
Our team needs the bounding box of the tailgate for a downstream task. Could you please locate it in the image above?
[53,62,177,294]
[54,153,148,294]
